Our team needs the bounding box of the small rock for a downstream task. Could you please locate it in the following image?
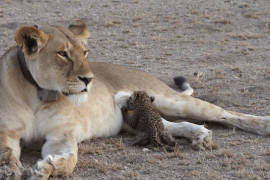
[238,4,248,8]
[142,148,150,152]
[109,175,125,180]
[265,157,270,163]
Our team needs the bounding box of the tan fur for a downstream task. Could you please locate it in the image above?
[0,21,269,179]
[68,20,90,41]
[15,26,49,49]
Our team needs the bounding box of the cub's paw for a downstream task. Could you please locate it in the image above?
[160,132,176,146]
[191,126,213,151]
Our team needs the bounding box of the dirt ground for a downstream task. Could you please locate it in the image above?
[1,0,270,179]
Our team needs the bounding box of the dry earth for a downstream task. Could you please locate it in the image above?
[1,0,270,179]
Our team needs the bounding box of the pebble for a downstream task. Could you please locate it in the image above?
[142,148,150,152]
[265,157,270,163]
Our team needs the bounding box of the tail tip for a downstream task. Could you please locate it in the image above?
[173,76,189,91]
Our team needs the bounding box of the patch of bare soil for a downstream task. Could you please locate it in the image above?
[1,0,270,179]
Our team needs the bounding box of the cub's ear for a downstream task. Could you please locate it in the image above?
[68,20,90,43]
[15,26,49,56]
[150,96,155,103]
[133,92,140,100]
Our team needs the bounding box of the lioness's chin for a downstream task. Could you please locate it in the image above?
[66,92,88,105]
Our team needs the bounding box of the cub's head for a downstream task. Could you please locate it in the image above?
[126,91,155,110]
[15,20,93,104]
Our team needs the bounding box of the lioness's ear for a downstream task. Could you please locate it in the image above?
[68,20,90,42]
[15,26,49,55]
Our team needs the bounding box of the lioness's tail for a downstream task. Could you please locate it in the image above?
[173,76,193,96]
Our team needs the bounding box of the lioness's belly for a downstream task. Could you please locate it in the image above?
[24,79,123,143]
[76,97,123,142]
[77,79,124,141]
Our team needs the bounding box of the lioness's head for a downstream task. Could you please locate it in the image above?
[15,20,93,104]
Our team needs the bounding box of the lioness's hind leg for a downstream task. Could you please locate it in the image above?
[153,93,270,135]
[161,118,213,150]
[25,136,78,180]
[0,133,22,180]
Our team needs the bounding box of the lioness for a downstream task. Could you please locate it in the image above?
[0,20,269,179]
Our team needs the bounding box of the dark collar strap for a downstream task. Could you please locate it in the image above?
[16,47,61,102]
[17,47,41,90]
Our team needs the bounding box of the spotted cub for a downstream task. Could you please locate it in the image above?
[122,91,175,150]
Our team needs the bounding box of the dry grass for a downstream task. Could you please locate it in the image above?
[255,162,270,171]
[190,10,199,15]
[77,160,123,174]
[111,20,121,25]
[132,16,142,22]
[114,138,127,151]
[212,19,232,25]
[264,21,270,32]
[124,171,139,180]
[243,152,255,160]
[210,143,219,150]
[153,26,168,33]
[243,11,258,19]
[122,29,130,34]
[192,23,223,32]
[79,138,126,156]
[78,144,104,155]
[153,149,186,160]
[233,157,248,169]
[190,170,201,177]
[216,149,235,158]
[206,171,222,180]
[104,19,122,27]
[260,151,270,156]
[229,32,261,40]
[119,44,129,49]
[190,169,222,180]
[237,168,249,179]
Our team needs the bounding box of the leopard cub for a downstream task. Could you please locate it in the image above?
[122,91,175,150]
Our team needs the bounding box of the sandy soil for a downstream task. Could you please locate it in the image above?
[1,0,270,179]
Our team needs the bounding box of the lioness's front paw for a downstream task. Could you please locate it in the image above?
[22,159,53,180]
[22,168,47,180]
[191,126,213,151]
[22,167,51,180]
[0,163,22,180]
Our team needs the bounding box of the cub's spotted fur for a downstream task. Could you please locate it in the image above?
[122,91,175,150]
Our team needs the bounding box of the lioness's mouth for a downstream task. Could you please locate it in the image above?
[62,89,87,96]
[62,92,71,96]
[81,88,88,92]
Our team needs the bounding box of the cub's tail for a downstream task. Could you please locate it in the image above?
[173,76,194,96]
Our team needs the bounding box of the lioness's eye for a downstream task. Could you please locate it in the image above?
[57,51,68,58]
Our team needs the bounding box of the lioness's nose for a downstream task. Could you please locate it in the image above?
[78,76,92,86]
